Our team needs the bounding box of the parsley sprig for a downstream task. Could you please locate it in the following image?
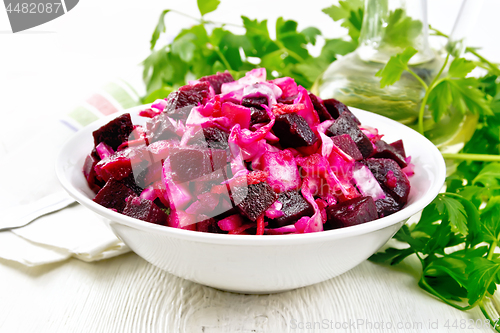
[375,46,493,135]
[373,32,500,330]
[142,0,358,103]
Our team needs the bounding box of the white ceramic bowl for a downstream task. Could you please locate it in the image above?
[56,105,445,293]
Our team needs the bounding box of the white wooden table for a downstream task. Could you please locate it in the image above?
[1,1,498,332]
[0,253,487,333]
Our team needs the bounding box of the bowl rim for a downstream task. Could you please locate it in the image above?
[56,105,446,246]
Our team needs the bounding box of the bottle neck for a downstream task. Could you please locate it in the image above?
[357,0,434,64]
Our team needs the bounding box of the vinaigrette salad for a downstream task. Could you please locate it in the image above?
[83,69,414,235]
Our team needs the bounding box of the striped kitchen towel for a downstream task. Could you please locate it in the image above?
[0,73,148,267]
[61,78,143,131]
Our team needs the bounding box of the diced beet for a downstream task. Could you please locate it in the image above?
[249,107,271,126]
[326,112,373,158]
[196,215,223,233]
[83,153,105,194]
[93,177,141,212]
[325,196,378,230]
[390,139,406,158]
[362,158,410,205]
[375,194,402,218]
[122,196,168,224]
[273,190,314,227]
[374,140,407,168]
[92,113,134,150]
[94,147,146,181]
[170,148,227,183]
[231,182,278,221]
[332,134,363,161]
[202,126,230,150]
[199,71,234,94]
[165,82,211,120]
[242,96,268,110]
[145,113,179,143]
[273,113,318,149]
[188,127,230,150]
[123,173,146,195]
[322,99,361,125]
[308,93,333,122]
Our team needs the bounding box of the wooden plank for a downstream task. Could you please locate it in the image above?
[0,255,486,333]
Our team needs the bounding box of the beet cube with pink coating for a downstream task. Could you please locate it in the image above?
[326,112,373,158]
[122,196,168,225]
[374,140,407,168]
[165,82,211,120]
[273,113,318,149]
[309,93,333,122]
[93,178,141,213]
[231,182,278,221]
[199,71,235,94]
[362,158,410,205]
[92,113,134,150]
[332,134,363,161]
[273,190,314,227]
[322,99,361,125]
[169,148,227,183]
[390,139,406,158]
[325,196,378,229]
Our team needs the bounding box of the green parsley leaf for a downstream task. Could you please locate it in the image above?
[427,80,453,123]
[382,9,423,49]
[171,33,197,63]
[276,17,309,62]
[473,162,500,187]
[448,78,493,116]
[375,47,417,87]
[322,38,358,56]
[420,257,469,302]
[197,0,220,17]
[393,224,426,253]
[322,0,363,42]
[466,257,500,305]
[241,17,278,58]
[301,27,322,46]
[480,196,500,243]
[448,58,476,78]
[434,195,468,236]
[142,48,187,96]
[150,10,170,50]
